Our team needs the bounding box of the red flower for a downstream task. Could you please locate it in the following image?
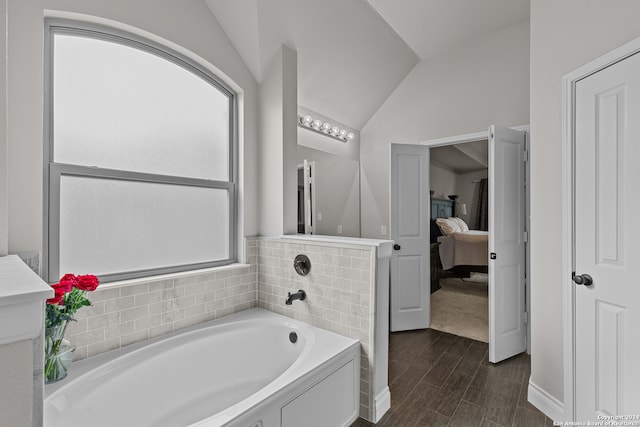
[46,283,68,305]
[58,274,77,292]
[75,275,100,291]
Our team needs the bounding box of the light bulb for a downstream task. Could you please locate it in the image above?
[322,122,331,133]
[302,115,313,126]
[312,120,322,130]
[347,132,355,140]
[339,129,347,138]
[330,126,340,136]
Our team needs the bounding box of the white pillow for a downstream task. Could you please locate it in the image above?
[435,218,460,235]
[449,217,469,232]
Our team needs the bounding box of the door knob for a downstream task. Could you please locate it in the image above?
[572,273,593,286]
[393,244,401,250]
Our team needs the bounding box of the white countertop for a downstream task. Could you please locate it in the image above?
[0,255,53,344]
[0,255,52,303]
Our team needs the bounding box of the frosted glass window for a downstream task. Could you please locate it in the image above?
[45,21,237,283]
[59,175,229,276]
[53,34,230,181]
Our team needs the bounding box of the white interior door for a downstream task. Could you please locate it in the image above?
[390,144,430,332]
[574,51,640,419]
[488,126,527,363]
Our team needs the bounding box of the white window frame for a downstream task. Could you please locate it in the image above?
[43,19,238,283]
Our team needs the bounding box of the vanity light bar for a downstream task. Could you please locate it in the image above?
[297,114,355,142]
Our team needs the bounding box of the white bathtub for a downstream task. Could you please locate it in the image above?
[44,308,360,427]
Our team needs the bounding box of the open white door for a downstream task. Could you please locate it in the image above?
[573,50,640,419]
[390,144,430,332]
[488,126,527,363]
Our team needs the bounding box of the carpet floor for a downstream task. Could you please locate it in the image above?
[429,273,489,342]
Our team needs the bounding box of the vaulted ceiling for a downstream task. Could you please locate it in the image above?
[205,0,529,130]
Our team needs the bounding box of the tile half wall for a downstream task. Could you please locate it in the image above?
[256,236,382,421]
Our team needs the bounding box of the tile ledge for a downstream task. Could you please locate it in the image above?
[274,235,394,258]
[98,263,251,290]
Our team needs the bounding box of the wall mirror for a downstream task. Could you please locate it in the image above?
[297,145,360,237]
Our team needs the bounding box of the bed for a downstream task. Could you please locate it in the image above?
[430,198,488,276]
[437,230,488,271]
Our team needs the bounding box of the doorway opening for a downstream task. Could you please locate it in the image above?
[429,139,490,342]
[389,126,530,364]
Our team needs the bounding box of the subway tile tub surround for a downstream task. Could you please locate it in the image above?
[58,235,393,423]
[257,235,393,423]
[65,238,258,360]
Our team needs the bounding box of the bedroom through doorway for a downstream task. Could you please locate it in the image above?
[429,140,490,342]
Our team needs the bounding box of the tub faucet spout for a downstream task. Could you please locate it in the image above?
[285,290,307,305]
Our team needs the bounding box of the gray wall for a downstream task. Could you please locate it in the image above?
[258,45,298,236]
[429,164,456,201]
[529,0,640,405]
[359,21,529,239]
[455,169,488,228]
[0,0,7,256]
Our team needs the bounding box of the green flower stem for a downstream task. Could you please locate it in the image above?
[45,289,91,329]
[44,323,72,383]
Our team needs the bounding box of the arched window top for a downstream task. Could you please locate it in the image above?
[50,22,235,181]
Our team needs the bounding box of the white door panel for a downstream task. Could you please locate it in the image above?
[574,51,640,419]
[390,144,430,332]
[489,126,526,363]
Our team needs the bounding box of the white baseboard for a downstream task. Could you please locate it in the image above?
[373,387,391,423]
[528,379,564,422]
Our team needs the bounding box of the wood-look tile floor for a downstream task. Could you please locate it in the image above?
[352,328,554,427]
